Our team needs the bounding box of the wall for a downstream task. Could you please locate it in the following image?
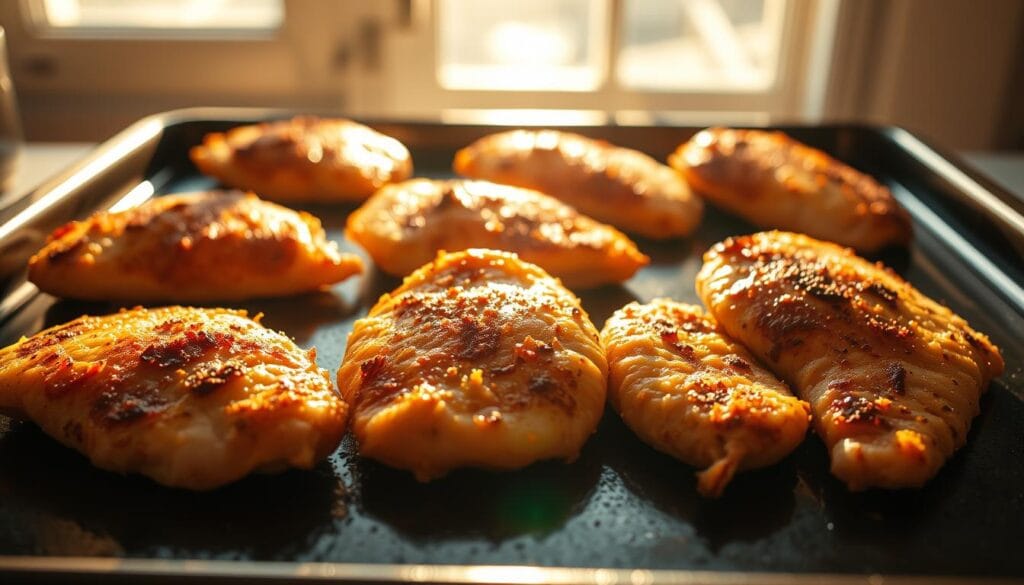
[825,0,1024,150]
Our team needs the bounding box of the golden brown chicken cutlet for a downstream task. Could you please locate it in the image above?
[454,129,703,239]
[346,178,648,287]
[337,249,608,481]
[0,306,347,490]
[670,128,911,252]
[190,116,412,202]
[696,231,1003,490]
[28,190,362,302]
[601,299,809,497]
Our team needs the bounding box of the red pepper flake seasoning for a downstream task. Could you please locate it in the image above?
[155,318,184,334]
[688,378,731,406]
[48,221,78,241]
[832,394,888,428]
[659,328,679,345]
[514,336,552,362]
[650,318,700,361]
[44,359,104,398]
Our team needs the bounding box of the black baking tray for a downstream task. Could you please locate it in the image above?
[0,108,1022,585]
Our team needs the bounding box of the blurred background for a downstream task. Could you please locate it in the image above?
[0,0,1021,150]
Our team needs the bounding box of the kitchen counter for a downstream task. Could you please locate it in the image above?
[0,142,95,209]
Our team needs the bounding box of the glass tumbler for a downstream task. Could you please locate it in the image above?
[0,26,23,194]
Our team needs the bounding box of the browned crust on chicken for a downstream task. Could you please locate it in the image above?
[190,116,412,202]
[337,249,608,480]
[0,306,347,490]
[601,299,809,496]
[696,231,1003,490]
[346,178,648,287]
[671,128,911,252]
[28,190,362,302]
[453,129,703,239]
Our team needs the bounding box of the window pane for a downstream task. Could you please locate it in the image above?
[437,0,607,91]
[39,0,282,31]
[618,0,785,91]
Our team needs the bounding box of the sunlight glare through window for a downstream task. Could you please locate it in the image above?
[618,0,786,91]
[39,0,283,31]
[438,0,607,91]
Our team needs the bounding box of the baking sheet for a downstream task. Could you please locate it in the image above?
[0,110,1021,583]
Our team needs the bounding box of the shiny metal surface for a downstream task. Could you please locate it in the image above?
[0,110,1021,583]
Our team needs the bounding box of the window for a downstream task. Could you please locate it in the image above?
[34,0,283,35]
[6,0,837,140]
[7,0,358,140]
[434,0,790,94]
[362,0,830,121]
[437,0,608,91]
[618,0,786,91]
[435,0,790,94]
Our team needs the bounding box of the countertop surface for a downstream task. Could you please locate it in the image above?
[0,143,97,209]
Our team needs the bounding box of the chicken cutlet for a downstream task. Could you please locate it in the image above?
[453,129,703,239]
[190,116,412,202]
[0,306,347,490]
[670,128,911,252]
[601,299,809,497]
[346,178,648,287]
[696,231,1003,490]
[28,190,362,302]
[337,248,608,480]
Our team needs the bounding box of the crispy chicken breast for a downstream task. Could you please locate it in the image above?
[28,190,362,302]
[346,178,648,287]
[696,231,1004,490]
[453,129,703,239]
[670,128,911,252]
[337,248,608,480]
[0,306,347,490]
[190,116,412,202]
[601,299,809,497]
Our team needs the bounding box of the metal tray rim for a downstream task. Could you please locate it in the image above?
[2,108,1023,585]
[2,556,1022,585]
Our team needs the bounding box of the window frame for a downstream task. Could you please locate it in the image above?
[5,0,838,140]
[6,0,360,97]
[363,0,834,122]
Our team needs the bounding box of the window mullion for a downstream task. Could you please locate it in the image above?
[603,0,623,106]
